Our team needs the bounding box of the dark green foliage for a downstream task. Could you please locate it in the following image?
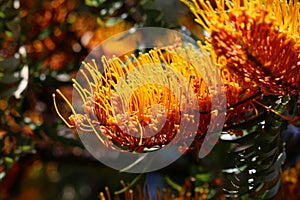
[221,96,290,199]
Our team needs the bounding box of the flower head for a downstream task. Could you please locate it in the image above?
[182,0,300,95]
[53,45,221,152]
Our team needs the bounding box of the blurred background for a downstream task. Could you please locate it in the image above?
[0,0,300,199]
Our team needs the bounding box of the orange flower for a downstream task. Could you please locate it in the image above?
[53,45,220,152]
[182,0,300,95]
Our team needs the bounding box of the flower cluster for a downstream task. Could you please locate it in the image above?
[54,0,300,153]
[54,46,217,152]
[182,0,300,95]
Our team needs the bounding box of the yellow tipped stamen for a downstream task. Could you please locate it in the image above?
[52,93,74,128]
[91,98,110,114]
[104,187,111,200]
[91,59,99,71]
[157,49,169,67]
[73,83,86,103]
[98,192,105,200]
[101,56,110,82]
[72,78,91,97]
[124,56,135,71]
[130,53,141,67]
[83,62,99,84]
[205,0,216,12]
[80,69,94,94]
[182,0,300,37]
[55,89,77,115]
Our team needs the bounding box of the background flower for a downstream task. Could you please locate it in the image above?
[182,0,300,95]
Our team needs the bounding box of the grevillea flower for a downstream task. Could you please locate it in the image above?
[53,45,225,152]
[182,0,300,95]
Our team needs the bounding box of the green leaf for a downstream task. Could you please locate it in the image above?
[85,0,106,7]
[96,17,104,26]
[0,11,5,18]
[4,30,13,37]
[165,176,182,191]
[4,157,14,168]
[195,173,211,182]
[221,95,288,199]
[37,27,53,40]
[21,145,34,152]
